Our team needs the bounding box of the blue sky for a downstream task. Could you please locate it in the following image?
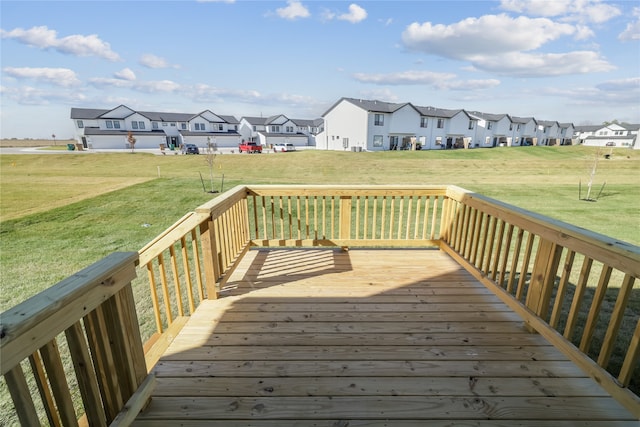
[1,0,639,139]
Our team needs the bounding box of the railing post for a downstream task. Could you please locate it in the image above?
[339,196,352,244]
[199,219,220,299]
[525,239,563,323]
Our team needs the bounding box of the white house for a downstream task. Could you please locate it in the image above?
[536,120,561,146]
[321,98,482,152]
[238,115,321,148]
[576,123,640,149]
[510,117,538,146]
[468,112,513,147]
[70,105,241,150]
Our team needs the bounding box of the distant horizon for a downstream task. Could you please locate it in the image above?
[2,0,639,139]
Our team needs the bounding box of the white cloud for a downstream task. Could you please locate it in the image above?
[499,0,621,24]
[402,14,575,58]
[469,50,614,77]
[596,77,640,92]
[1,85,87,105]
[618,8,640,41]
[0,26,121,61]
[338,4,367,23]
[3,67,81,87]
[352,70,500,91]
[134,80,182,93]
[139,54,178,69]
[276,1,310,20]
[353,70,456,85]
[88,77,133,89]
[114,68,136,81]
[401,14,613,77]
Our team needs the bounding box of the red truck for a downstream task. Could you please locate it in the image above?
[238,141,262,153]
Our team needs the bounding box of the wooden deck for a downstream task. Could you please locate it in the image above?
[134,249,637,426]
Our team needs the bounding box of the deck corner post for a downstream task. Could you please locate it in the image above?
[199,219,220,299]
[525,239,563,328]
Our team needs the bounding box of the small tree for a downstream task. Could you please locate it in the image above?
[204,137,218,193]
[127,131,137,153]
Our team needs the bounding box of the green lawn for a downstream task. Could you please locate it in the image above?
[1,146,639,310]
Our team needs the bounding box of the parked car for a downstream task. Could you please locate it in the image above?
[238,141,263,153]
[605,141,616,147]
[273,143,296,152]
[183,144,200,154]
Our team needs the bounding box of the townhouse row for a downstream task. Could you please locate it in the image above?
[70,97,639,151]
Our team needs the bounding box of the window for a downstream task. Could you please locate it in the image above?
[435,136,442,145]
[509,123,513,131]
[487,122,493,130]
[162,122,168,127]
[218,124,224,131]
[131,121,138,129]
[343,138,349,149]
[153,122,159,129]
[77,120,84,128]
[436,119,444,128]
[106,120,113,129]
[286,126,294,133]
[373,135,383,147]
[468,120,474,130]
[113,121,120,129]
[181,123,187,130]
[252,126,257,131]
[138,121,145,129]
[195,123,206,131]
[517,124,521,131]
[271,125,280,132]
[374,114,384,126]
[420,117,428,128]
[170,123,176,127]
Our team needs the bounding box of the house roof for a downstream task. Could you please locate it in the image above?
[70,108,110,119]
[414,105,466,119]
[573,125,601,132]
[241,116,268,125]
[323,97,416,116]
[511,116,537,125]
[467,111,510,122]
[71,107,236,124]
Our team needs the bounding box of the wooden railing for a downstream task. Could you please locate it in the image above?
[1,184,638,424]
[0,252,150,426]
[440,185,640,417]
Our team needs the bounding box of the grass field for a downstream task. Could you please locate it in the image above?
[1,144,639,423]
[1,145,638,311]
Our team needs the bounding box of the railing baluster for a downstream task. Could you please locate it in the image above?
[5,365,40,426]
[549,249,576,329]
[430,196,438,240]
[39,340,79,426]
[483,216,498,275]
[28,351,59,426]
[421,196,430,240]
[157,253,173,323]
[619,319,640,387]
[355,196,361,240]
[515,232,535,301]
[579,265,613,352]
[490,220,506,281]
[598,274,635,369]
[65,321,107,426]
[180,237,195,314]
[506,228,524,294]
[168,245,184,317]
[364,196,370,239]
[497,223,514,288]
[190,229,205,302]
[564,256,594,340]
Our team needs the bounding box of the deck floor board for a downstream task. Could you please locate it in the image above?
[135,249,636,425]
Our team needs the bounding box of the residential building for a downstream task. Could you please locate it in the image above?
[70,105,240,150]
[238,115,322,148]
[575,123,640,149]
